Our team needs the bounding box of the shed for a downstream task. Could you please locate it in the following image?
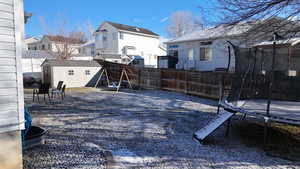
[41,60,101,88]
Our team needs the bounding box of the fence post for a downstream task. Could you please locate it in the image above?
[159,69,162,90]
[138,68,141,89]
[185,70,188,94]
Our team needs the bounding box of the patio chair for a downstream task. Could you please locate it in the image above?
[60,85,66,100]
[51,81,63,98]
[33,83,51,102]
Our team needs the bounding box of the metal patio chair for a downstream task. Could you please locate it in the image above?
[33,83,51,102]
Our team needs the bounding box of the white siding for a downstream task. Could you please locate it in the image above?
[94,22,167,67]
[0,0,24,133]
[51,66,101,88]
[170,38,239,71]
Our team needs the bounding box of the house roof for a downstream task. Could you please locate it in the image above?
[80,40,95,48]
[42,59,100,67]
[166,22,254,44]
[22,50,56,59]
[44,35,85,44]
[98,54,121,60]
[253,37,300,47]
[166,17,300,44]
[96,21,159,37]
[25,37,40,44]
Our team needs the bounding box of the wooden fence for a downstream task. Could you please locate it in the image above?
[95,60,300,101]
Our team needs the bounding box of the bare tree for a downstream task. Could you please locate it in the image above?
[167,11,203,38]
[202,0,300,40]
[215,0,300,24]
[39,15,86,60]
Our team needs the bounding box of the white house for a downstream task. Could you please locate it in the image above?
[41,60,101,88]
[94,21,166,67]
[71,40,95,60]
[27,35,84,55]
[165,18,299,71]
[24,36,39,50]
[0,0,25,168]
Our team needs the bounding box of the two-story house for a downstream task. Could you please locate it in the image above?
[94,21,166,67]
[27,35,84,56]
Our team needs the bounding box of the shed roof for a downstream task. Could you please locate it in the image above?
[42,59,100,67]
[96,21,159,37]
[22,50,56,59]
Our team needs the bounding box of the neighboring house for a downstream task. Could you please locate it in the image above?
[165,18,300,71]
[71,40,95,60]
[27,35,84,56]
[253,37,300,73]
[0,0,25,169]
[41,60,101,88]
[24,36,39,50]
[94,21,166,67]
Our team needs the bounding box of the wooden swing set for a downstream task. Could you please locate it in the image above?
[94,67,133,92]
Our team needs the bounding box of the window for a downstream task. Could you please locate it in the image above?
[102,31,108,41]
[188,49,194,60]
[168,50,178,57]
[103,35,107,41]
[200,47,212,61]
[85,70,90,75]
[48,44,51,50]
[68,70,74,76]
[96,34,101,41]
[113,32,117,40]
[119,32,124,40]
[91,47,95,56]
[42,45,45,50]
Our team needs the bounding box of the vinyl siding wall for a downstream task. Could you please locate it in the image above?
[0,0,25,133]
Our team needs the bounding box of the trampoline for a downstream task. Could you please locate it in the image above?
[219,37,300,126]
[195,34,300,143]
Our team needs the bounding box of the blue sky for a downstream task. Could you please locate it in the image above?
[24,0,215,38]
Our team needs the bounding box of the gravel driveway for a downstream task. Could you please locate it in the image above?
[23,88,300,169]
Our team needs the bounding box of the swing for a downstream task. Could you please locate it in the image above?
[94,67,133,92]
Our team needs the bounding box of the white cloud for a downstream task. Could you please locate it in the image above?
[160,17,169,23]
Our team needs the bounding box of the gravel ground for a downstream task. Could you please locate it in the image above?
[23,88,300,169]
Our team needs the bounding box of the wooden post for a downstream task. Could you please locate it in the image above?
[185,70,188,94]
[138,68,141,89]
[159,69,162,89]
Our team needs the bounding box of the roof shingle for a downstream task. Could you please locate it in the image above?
[96,21,159,37]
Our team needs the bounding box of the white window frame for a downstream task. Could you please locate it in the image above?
[199,46,212,61]
[85,70,91,75]
[68,70,74,76]
[188,48,194,61]
[119,32,124,40]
